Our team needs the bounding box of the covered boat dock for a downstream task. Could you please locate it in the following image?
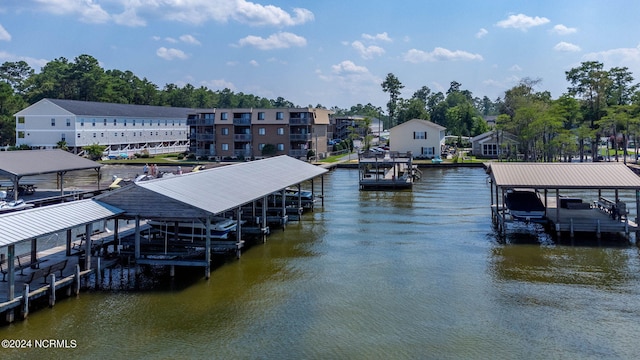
[0,155,327,324]
[486,162,640,240]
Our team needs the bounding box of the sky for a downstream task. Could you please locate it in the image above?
[1,0,640,110]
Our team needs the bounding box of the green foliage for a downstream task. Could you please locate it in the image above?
[83,144,106,160]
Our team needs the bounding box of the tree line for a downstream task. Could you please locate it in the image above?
[379,61,640,162]
[1,54,638,162]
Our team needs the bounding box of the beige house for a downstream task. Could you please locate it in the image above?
[471,130,519,159]
[389,119,446,158]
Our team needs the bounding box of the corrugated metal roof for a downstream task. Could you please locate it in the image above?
[0,199,124,247]
[95,155,328,218]
[45,98,194,118]
[487,162,640,189]
[0,149,102,177]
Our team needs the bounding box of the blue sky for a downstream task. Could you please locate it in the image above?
[1,0,640,110]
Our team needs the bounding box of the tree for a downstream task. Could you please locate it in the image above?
[83,144,106,160]
[381,73,404,127]
[261,143,276,156]
[0,61,34,95]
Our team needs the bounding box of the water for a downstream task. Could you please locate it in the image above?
[2,167,640,359]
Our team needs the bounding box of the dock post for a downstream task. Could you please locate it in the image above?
[170,265,175,277]
[570,219,574,238]
[96,257,102,289]
[74,264,81,295]
[21,284,29,319]
[48,274,56,307]
[597,219,601,239]
[5,309,14,323]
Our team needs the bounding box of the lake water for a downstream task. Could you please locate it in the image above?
[2,166,640,359]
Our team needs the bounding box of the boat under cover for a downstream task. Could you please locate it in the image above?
[505,190,546,221]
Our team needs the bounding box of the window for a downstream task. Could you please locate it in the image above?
[61,134,65,141]
[413,131,427,139]
[483,144,498,156]
[258,128,266,135]
[421,147,435,156]
[259,143,265,150]
[104,119,107,126]
[122,132,125,137]
[101,133,104,137]
[221,112,228,120]
[115,132,118,137]
[124,119,127,127]
[93,133,96,138]
[92,119,96,127]
[277,127,284,135]
[221,128,229,135]
[77,133,81,138]
[17,117,25,124]
[141,119,145,126]
[165,120,168,126]
[18,131,25,138]
[258,112,265,120]
[68,119,72,127]
[51,118,55,126]
[113,119,117,126]
[277,143,284,151]
[276,112,284,120]
[133,119,136,126]
[221,143,229,151]
[80,119,84,127]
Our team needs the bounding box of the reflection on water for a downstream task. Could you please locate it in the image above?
[2,166,640,359]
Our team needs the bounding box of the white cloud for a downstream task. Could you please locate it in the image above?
[180,34,201,45]
[331,60,369,75]
[403,47,483,63]
[0,51,48,69]
[0,24,10,41]
[156,47,188,60]
[249,59,259,66]
[554,41,581,52]
[362,32,391,42]
[509,65,522,72]
[237,32,306,50]
[34,0,110,24]
[351,41,385,59]
[551,24,577,35]
[584,44,640,64]
[475,28,488,39]
[495,13,550,31]
[30,0,313,27]
[202,79,235,90]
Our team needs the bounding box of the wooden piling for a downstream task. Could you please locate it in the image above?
[21,284,29,319]
[48,274,56,307]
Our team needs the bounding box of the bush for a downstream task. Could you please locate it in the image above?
[177,154,185,160]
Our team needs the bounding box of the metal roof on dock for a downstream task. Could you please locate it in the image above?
[486,162,640,189]
[0,149,102,178]
[95,155,328,219]
[0,200,123,246]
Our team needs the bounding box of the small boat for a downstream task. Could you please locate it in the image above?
[269,188,317,209]
[0,199,34,213]
[148,217,238,239]
[505,189,546,221]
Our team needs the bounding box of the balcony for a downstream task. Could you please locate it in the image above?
[289,149,307,157]
[234,149,251,157]
[187,118,214,126]
[233,118,251,126]
[196,133,215,141]
[290,133,312,141]
[234,134,252,141]
[290,118,310,125]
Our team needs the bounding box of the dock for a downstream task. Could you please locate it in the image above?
[0,155,328,325]
[486,162,640,240]
[358,151,419,190]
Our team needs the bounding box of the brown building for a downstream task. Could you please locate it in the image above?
[187,108,332,160]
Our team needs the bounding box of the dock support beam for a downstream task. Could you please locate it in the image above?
[21,284,29,319]
[48,274,56,307]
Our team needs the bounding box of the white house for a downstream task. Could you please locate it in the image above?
[471,130,519,159]
[389,119,446,158]
[14,98,193,156]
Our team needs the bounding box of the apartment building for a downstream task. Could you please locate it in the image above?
[187,108,332,160]
[14,98,192,156]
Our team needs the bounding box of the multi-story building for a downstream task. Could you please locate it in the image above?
[331,115,385,141]
[14,98,192,156]
[187,108,332,160]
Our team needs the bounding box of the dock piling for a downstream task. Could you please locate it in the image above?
[48,273,56,307]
